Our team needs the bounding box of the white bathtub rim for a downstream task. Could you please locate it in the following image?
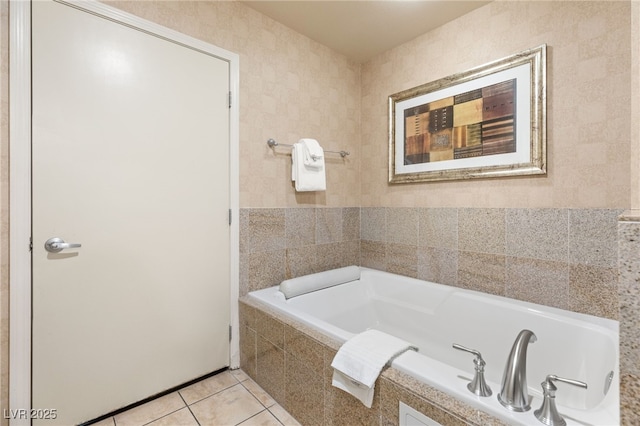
[246,268,619,425]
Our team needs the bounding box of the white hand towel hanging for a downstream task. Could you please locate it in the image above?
[300,138,324,169]
[291,138,326,192]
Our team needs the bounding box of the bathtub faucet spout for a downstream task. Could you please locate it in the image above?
[498,329,537,412]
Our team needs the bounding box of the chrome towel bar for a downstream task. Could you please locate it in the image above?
[267,138,350,158]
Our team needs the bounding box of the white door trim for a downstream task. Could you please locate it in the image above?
[9,1,32,423]
[9,1,240,421]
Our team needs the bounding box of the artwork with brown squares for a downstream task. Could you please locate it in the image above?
[403,79,516,166]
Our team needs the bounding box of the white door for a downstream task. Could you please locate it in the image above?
[31,1,231,424]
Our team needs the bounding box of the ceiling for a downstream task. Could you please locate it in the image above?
[240,1,491,63]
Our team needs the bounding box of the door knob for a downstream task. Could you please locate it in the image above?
[44,237,82,253]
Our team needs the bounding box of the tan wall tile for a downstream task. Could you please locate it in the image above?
[569,264,618,320]
[506,257,569,309]
[256,336,285,404]
[417,247,458,288]
[418,208,458,250]
[620,373,640,426]
[619,220,640,378]
[506,209,568,262]
[458,252,506,297]
[459,208,506,255]
[285,354,323,426]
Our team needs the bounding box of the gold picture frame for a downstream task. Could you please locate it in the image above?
[388,44,546,183]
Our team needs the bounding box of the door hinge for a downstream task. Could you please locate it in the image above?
[229,209,232,225]
[29,237,33,252]
[228,91,232,109]
[229,324,232,342]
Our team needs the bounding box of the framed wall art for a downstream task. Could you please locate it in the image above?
[388,44,546,183]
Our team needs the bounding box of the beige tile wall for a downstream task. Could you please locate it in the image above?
[239,207,360,297]
[361,207,621,319]
[361,1,632,209]
[242,206,622,319]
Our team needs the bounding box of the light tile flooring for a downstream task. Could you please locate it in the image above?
[92,370,301,426]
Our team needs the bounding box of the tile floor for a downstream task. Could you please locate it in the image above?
[92,369,301,426]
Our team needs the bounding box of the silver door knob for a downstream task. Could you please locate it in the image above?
[44,237,82,253]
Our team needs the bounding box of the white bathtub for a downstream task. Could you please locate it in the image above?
[248,267,619,426]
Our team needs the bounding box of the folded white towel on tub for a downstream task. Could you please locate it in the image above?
[331,329,417,407]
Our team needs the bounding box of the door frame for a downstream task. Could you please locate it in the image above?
[9,0,240,421]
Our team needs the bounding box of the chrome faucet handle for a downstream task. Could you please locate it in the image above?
[452,343,492,397]
[534,375,588,426]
